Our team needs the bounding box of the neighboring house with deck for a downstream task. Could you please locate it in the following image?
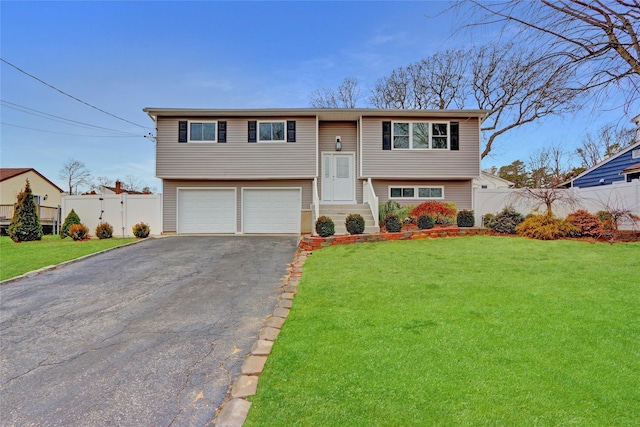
[144,108,487,235]
[0,168,63,232]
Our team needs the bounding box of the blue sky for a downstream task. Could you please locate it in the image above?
[1,1,636,193]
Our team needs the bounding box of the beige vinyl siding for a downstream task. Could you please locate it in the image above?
[156,117,316,179]
[318,121,362,203]
[361,116,481,179]
[162,179,313,233]
[373,179,472,210]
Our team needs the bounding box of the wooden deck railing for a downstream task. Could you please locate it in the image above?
[0,205,60,224]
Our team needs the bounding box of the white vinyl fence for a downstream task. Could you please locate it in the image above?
[61,193,162,237]
[474,180,640,230]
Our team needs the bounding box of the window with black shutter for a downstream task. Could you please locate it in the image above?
[248,121,257,143]
[382,121,391,150]
[178,121,188,143]
[287,120,296,142]
[218,121,227,143]
[450,122,459,151]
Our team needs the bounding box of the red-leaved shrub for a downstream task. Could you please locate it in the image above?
[410,201,457,225]
[566,210,602,237]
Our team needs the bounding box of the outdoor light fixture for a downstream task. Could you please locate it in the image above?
[335,136,342,151]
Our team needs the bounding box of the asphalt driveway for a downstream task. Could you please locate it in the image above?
[0,236,298,426]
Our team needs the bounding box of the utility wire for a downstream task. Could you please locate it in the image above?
[1,122,146,138]
[1,100,142,137]
[1,58,151,131]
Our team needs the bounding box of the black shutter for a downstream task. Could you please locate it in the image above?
[450,122,459,151]
[287,120,296,142]
[218,121,227,143]
[178,121,188,143]
[248,120,257,143]
[382,121,391,150]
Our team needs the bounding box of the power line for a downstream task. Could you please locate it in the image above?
[0,58,151,131]
[1,122,147,138]
[1,100,142,137]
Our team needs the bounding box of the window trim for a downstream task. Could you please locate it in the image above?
[632,148,640,159]
[391,121,450,150]
[257,120,286,143]
[188,120,218,143]
[388,186,445,200]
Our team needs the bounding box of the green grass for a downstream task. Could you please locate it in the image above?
[246,236,640,426]
[0,235,138,281]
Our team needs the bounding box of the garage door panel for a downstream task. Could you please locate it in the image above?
[179,189,236,234]
[243,189,300,234]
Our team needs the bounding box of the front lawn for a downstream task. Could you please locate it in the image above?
[0,235,138,281]
[246,236,639,426]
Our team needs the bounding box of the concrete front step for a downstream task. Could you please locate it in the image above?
[319,204,379,235]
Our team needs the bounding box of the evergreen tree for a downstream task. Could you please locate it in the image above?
[8,179,43,242]
[61,209,81,239]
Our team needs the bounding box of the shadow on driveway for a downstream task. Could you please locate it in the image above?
[0,236,298,426]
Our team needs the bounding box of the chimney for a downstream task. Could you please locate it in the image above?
[115,180,122,194]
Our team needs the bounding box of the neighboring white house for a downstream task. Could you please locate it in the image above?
[473,171,515,189]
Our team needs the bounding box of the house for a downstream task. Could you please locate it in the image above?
[473,171,515,189]
[100,180,146,195]
[143,108,487,235]
[569,140,640,188]
[0,168,63,232]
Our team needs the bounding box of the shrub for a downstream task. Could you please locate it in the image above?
[488,206,524,234]
[8,179,43,242]
[315,216,335,237]
[345,213,365,235]
[516,215,577,240]
[68,223,90,241]
[379,200,402,222]
[61,209,81,239]
[95,222,114,239]
[566,210,602,237]
[132,222,150,238]
[482,213,495,228]
[417,214,436,230]
[410,201,457,225]
[384,213,402,232]
[457,210,475,227]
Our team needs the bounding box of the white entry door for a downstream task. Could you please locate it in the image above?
[322,153,355,202]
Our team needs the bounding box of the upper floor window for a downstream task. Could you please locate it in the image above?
[392,122,449,150]
[632,148,640,159]
[189,121,217,142]
[258,121,285,142]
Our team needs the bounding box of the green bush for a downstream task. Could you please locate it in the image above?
[457,210,475,227]
[95,222,114,239]
[566,210,602,237]
[61,209,81,239]
[516,215,577,240]
[482,213,495,228]
[417,214,436,230]
[345,213,365,235]
[132,222,150,238]
[379,200,402,222]
[384,213,402,232]
[8,179,43,242]
[68,223,90,241]
[315,216,335,237]
[488,206,524,234]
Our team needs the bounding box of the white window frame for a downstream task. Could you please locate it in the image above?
[391,121,450,150]
[188,120,217,143]
[388,186,445,200]
[257,120,286,143]
[632,148,640,159]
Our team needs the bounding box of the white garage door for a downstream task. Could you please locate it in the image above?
[178,189,236,234]
[243,189,301,234]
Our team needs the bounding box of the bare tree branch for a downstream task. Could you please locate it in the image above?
[58,159,91,195]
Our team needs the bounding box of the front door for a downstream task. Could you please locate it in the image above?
[322,153,355,202]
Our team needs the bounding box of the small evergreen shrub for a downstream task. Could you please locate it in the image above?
[8,179,43,242]
[379,200,402,223]
[132,222,150,238]
[417,214,436,230]
[315,216,335,237]
[68,223,90,241]
[345,213,365,235]
[482,213,495,228]
[457,210,475,227]
[410,201,457,225]
[516,215,577,240]
[61,209,82,239]
[95,222,114,239]
[384,213,402,232]
[488,206,524,234]
[566,210,602,237]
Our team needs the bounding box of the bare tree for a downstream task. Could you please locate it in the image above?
[310,77,361,108]
[576,124,637,168]
[58,158,91,195]
[122,175,143,192]
[527,144,571,187]
[461,0,640,110]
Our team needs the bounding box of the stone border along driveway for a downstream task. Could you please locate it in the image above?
[215,249,309,426]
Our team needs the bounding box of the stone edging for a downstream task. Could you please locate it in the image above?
[215,250,309,427]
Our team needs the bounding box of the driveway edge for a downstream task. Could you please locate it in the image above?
[215,249,310,427]
[0,237,153,286]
